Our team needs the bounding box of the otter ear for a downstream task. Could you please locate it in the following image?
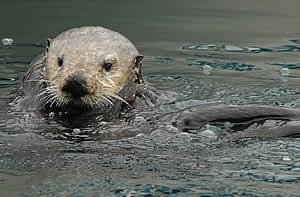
[133,55,144,84]
[46,38,52,53]
[134,55,143,64]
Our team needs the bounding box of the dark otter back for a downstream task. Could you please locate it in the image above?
[169,104,300,139]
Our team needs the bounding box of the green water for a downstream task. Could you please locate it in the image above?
[1,0,300,196]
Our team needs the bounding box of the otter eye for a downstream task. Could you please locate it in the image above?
[57,57,63,67]
[103,63,112,72]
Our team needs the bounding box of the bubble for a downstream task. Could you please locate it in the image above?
[224,45,243,52]
[73,128,81,134]
[280,68,290,76]
[199,124,217,138]
[201,129,216,138]
[246,47,261,53]
[282,156,292,161]
[1,38,14,46]
[203,64,213,75]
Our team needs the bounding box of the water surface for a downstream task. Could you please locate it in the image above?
[1,0,300,196]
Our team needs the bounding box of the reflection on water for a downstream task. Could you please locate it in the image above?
[1,0,300,196]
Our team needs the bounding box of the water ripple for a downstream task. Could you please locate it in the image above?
[182,39,300,54]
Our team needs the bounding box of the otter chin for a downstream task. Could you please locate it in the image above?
[16,26,147,114]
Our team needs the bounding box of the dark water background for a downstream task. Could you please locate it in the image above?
[1,0,300,196]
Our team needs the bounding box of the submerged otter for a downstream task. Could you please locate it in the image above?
[15,26,300,138]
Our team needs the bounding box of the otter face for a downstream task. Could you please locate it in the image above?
[41,30,143,110]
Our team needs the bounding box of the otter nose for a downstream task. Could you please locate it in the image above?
[61,76,89,98]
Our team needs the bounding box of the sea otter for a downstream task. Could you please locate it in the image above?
[14,26,300,139]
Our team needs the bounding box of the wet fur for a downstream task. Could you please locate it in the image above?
[16,26,152,116]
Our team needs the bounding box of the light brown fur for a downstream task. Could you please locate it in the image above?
[17,26,145,112]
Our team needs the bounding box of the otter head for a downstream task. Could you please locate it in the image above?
[42,27,143,110]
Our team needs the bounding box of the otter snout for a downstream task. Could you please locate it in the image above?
[61,76,89,98]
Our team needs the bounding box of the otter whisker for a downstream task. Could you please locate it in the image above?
[48,99,56,108]
[110,94,132,108]
[56,98,65,108]
[38,92,54,102]
[84,97,98,109]
[39,93,52,102]
[39,91,58,102]
[90,97,104,108]
[45,95,56,105]
[52,95,65,108]
[49,99,57,108]
[82,98,91,109]
[35,88,53,99]
[45,94,59,107]
[44,91,57,100]
[84,97,100,108]
[35,90,48,99]
[100,95,114,106]
[54,97,63,107]
[23,79,50,83]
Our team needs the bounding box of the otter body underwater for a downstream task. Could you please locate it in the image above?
[14,26,300,139]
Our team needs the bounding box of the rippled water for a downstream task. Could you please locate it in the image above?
[1,0,300,196]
